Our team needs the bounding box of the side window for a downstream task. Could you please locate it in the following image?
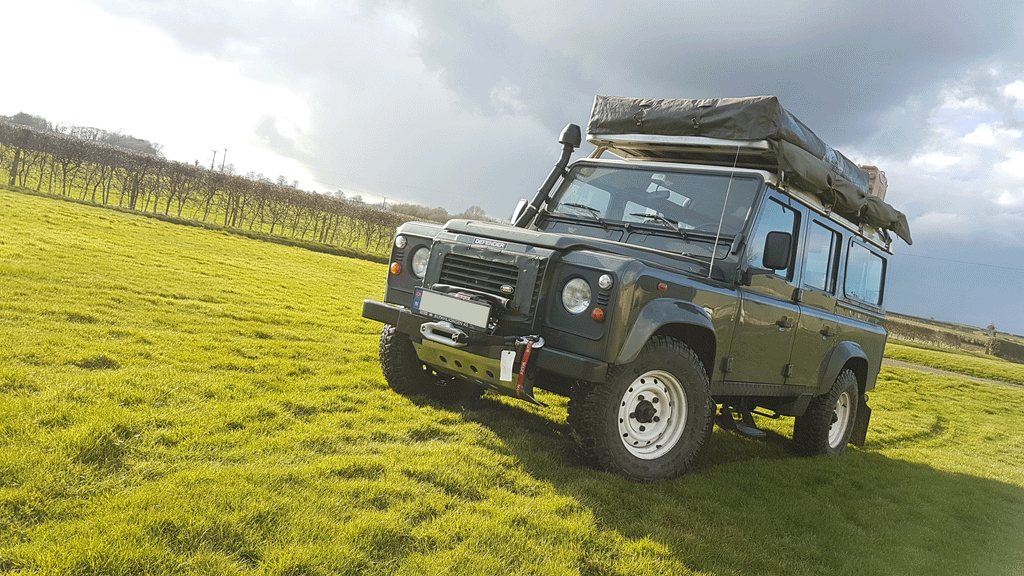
[746,197,799,281]
[803,221,840,293]
[845,242,886,305]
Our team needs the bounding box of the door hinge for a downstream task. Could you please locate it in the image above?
[722,357,734,373]
[783,363,794,378]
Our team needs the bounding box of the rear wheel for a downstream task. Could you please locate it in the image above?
[378,324,484,403]
[793,368,859,456]
[568,336,714,481]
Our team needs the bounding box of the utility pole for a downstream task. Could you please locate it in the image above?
[220,148,228,172]
[210,150,217,171]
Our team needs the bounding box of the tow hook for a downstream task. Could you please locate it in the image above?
[514,336,545,401]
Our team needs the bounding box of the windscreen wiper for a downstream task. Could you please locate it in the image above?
[551,203,610,228]
[629,213,736,244]
[629,212,683,233]
[561,202,603,218]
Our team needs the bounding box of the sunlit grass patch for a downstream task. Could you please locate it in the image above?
[885,342,1024,385]
[2,188,1024,575]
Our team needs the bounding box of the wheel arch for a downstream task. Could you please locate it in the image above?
[818,341,868,395]
[614,299,716,378]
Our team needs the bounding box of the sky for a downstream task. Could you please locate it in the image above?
[2,0,1023,335]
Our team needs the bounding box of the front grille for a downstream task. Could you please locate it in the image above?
[439,253,519,294]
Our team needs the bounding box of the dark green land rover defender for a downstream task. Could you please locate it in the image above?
[362,96,913,481]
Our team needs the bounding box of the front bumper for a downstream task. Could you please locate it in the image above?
[362,299,608,399]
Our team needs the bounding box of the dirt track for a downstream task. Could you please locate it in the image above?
[882,358,1024,390]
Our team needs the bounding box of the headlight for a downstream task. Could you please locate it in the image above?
[561,278,592,314]
[410,247,429,278]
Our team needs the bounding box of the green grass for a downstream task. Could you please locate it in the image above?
[4,184,390,265]
[2,188,1023,575]
[885,342,1024,385]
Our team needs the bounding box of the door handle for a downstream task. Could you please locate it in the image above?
[776,318,794,329]
[820,327,836,338]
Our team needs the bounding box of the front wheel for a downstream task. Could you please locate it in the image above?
[378,324,484,403]
[568,336,714,481]
[793,368,859,456]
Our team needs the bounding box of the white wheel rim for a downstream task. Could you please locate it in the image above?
[617,370,687,460]
[828,390,852,449]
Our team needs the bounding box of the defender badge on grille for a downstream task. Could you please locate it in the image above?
[500,284,515,294]
[474,238,507,250]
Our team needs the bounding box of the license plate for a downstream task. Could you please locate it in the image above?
[413,288,490,329]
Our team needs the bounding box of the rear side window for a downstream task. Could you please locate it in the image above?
[845,242,885,305]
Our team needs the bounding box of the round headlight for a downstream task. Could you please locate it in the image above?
[394,235,407,249]
[561,278,592,314]
[410,247,429,278]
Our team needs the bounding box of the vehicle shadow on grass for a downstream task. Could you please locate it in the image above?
[461,394,1024,576]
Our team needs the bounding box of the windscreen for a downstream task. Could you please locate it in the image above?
[546,164,761,237]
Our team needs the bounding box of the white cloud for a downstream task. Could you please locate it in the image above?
[0,0,315,185]
[912,211,962,229]
[962,123,1023,148]
[994,190,1024,207]
[992,151,1024,185]
[489,81,527,114]
[1004,79,1024,101]
[909,151,962,170]
[938,91,992,111]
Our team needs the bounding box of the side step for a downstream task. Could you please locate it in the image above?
[718,404,766,439]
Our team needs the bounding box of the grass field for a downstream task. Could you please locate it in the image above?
[885,342,1024,385]
[2,188,1023,575]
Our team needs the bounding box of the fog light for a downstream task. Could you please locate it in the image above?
[390,262,402,275]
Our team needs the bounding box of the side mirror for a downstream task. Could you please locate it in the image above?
[762,231,792,270]
[510,198,529,225]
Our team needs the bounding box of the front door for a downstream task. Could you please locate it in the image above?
[726,192,802,385]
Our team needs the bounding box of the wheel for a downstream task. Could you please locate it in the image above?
[567,336,714,481]
[793,368,859,456]
[378,324,484,403]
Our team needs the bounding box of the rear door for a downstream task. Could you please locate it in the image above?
[789,218,843,387]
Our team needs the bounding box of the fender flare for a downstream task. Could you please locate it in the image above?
[614,299,716,366]
[818,341,868,395]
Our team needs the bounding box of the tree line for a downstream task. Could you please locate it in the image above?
[0,116,483,253]
[884,316,1024,364]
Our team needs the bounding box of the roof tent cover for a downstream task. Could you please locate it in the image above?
[587,95,912,245]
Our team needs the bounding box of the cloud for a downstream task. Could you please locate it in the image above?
[81,0,1024,215]
[963,123,1023,148]
[253,114,310,163]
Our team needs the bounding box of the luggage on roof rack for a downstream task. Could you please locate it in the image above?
[587,95,911,245]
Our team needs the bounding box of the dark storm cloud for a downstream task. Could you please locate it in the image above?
[85,0,1024,208]
[409,0,1024,150]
